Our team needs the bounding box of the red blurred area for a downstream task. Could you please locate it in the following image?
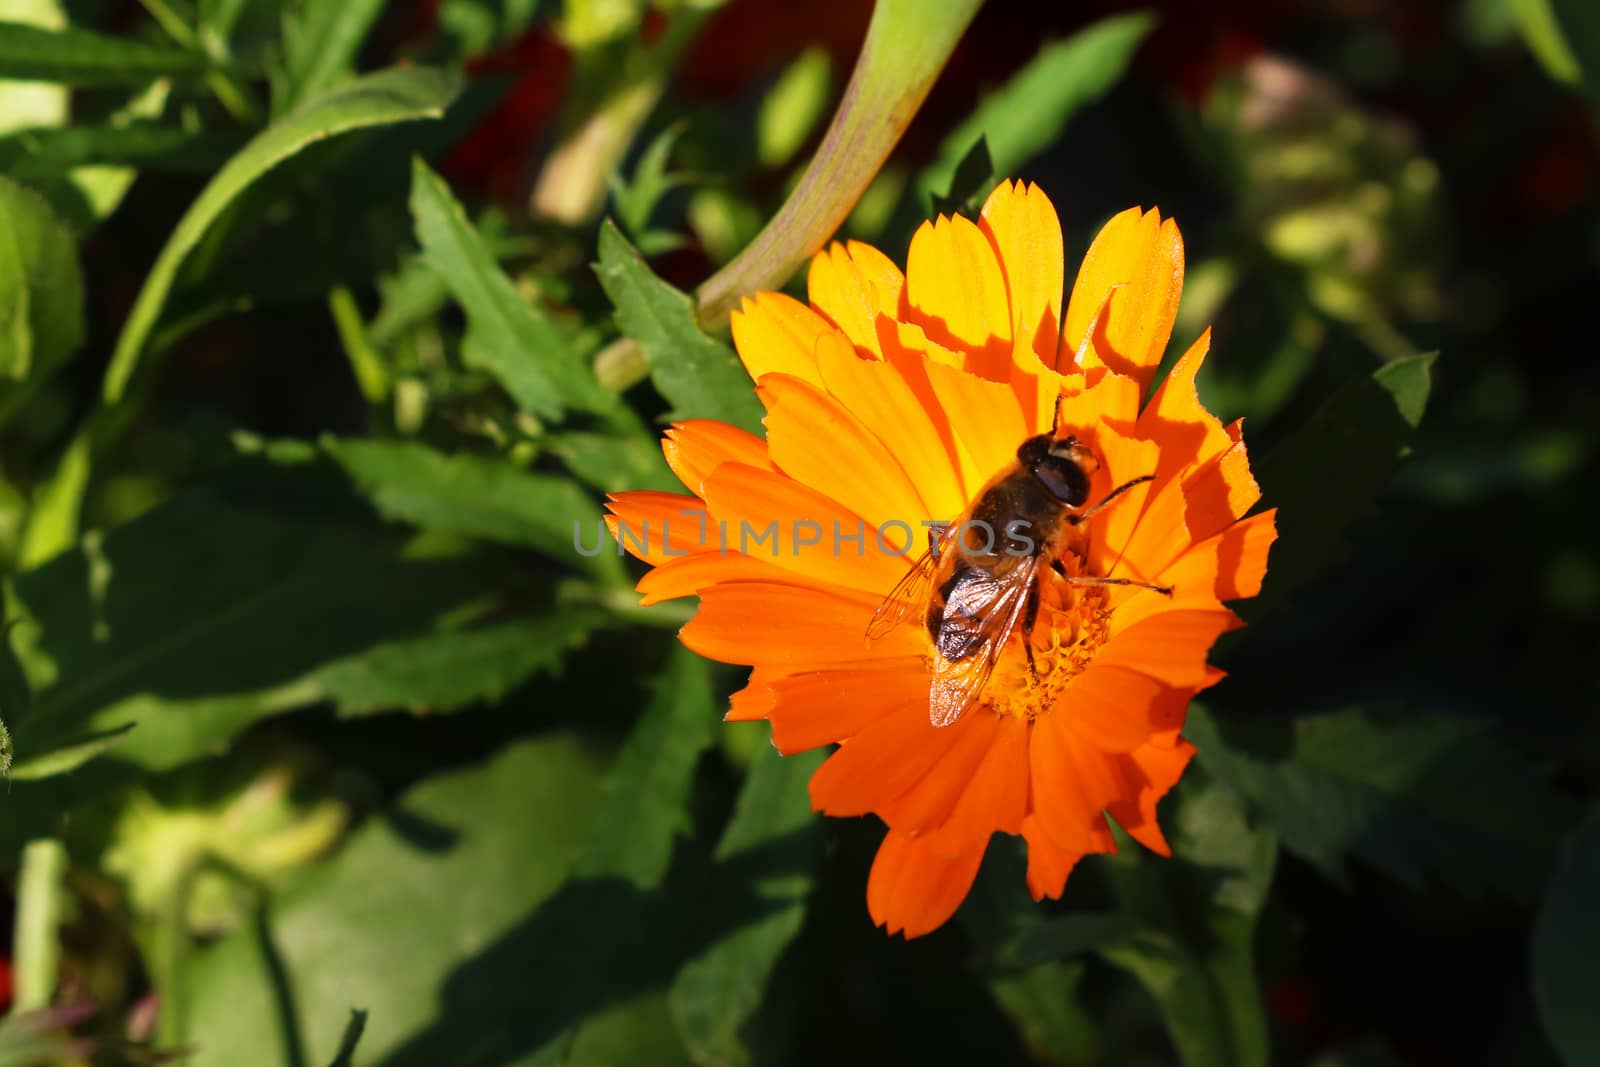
[0,954,12,1011]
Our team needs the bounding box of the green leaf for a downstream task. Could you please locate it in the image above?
[987,962,1102,1067]
[1187,705,1569,899]
[1515,0,1600,105]
[550,431,678,493]
[756,46,832,168]
[183,733,609,1065]
[669,745,824,1067]
[1099,775,1275,1067]
[0,0,67,137]
[0,122,235,179]
[930,133,995,218]
[3,456,492,778]
[0,21,205,84]
[313,611,604,716]
[321,437,625,585]
[102,66,458,403]
[609,122,692,240]
[1252,353,1435,615]
[573,646,719,888]
[915,12,1154,204]
[409,157,619,422]
[594,220,765,435]
[280,0,389,109]
[0,175,83,389]
[1534,808,1600,1067]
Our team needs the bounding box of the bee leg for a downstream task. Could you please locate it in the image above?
[1022,582,1042,684]
[1062,574,1174,597]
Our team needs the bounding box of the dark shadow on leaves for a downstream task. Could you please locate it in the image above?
[377,829,816,1067]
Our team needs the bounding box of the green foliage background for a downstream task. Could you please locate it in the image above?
[0,0,1596,1065]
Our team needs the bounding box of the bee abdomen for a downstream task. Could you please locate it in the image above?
[929,566,998,663]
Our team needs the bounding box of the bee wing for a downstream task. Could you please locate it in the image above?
[928,554,1040,727]
[866,545,939,641]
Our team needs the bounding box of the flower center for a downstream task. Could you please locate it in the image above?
[986,548,1112,721]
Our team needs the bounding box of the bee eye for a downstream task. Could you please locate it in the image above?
[1033,455,1091,505]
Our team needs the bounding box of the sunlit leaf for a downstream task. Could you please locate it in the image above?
[103,67,458,402]
[321,436,625,584]
[594,220,764,434]
[410,157,620,421]
[183,733,609,1065]
[0,175,82,393]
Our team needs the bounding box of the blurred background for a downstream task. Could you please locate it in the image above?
[0,0,1597,1064]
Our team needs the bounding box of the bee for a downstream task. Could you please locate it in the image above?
[867,400,1173,728]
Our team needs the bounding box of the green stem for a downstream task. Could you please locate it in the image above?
[327,285,389,404]
[12,839,68,1013]
[694,0,984,326]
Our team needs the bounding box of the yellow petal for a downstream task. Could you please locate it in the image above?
[807,241,904,357]
[979,180,1065,372]
[905,214,1013,380]
[729,291,839,387]
[1061,207,1184,393]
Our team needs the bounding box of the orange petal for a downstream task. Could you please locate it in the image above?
[683,581,921,668]
[924,713,1030,855]
[867,829,987,938]
[700,461,907,594]
[877,710,1001,835]
[808,705,970,816]
[979,180,1065,372]
[1149,509,1278,612]
[905,214,1013,380]
[1029,710,1118,854]
[1097,609,1241,687]
[1059,665,1177,752]
[604,490,715,563]
[807,241,904,357]
[1061,207,1184,394]
[1137,329,1234,485]
[729,292,838,387]
[814,329,969,521]
[663,420,773,496]
[1101,472,1192,587]
[765,661,928,753]
[1022,813,1083,901]
[634,550,791,606]
[759,367,932,530]
[922,355,1031,499]
[1106,737,1195,856]
[1180,436,1261,545]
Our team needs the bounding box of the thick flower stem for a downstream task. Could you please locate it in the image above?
[694,0,984,326]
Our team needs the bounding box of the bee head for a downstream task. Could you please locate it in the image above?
[1017,434,1099,507]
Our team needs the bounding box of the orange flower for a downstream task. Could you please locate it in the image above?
[606,182,1276,937]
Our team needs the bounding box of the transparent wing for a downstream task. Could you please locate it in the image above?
[928,555,1040,727]
[865,545,939,641]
